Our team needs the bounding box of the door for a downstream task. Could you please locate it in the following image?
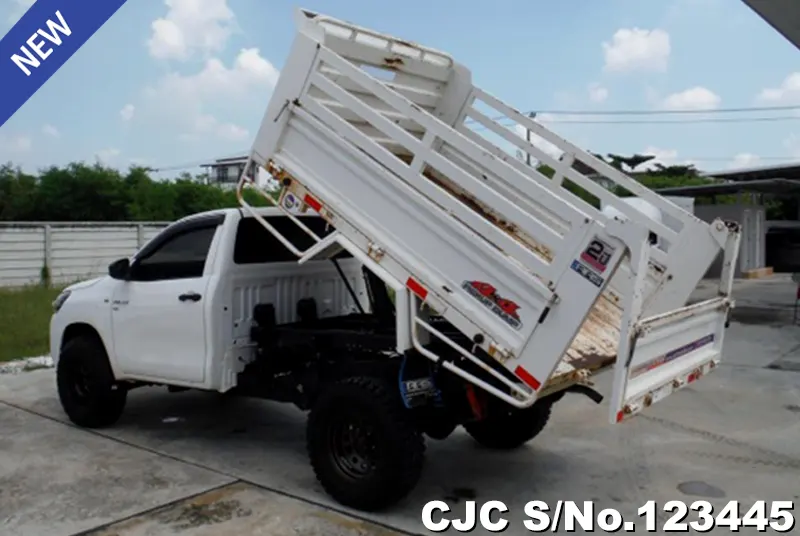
[111,220,220,384]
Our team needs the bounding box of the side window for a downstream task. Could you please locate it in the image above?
[131,226,217,281]
[233,216,351,264]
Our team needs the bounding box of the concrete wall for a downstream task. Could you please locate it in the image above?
[694,204,766,278]
[0,222,169,288]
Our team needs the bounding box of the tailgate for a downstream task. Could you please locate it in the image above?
[610,296,731,424]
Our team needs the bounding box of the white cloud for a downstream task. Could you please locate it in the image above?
[42,124,59,138]
[757,72,800,104]
[513,118,564,164]
[146,48,278,105]
[661,86,721,110]
[147,0,236,61]
[637,146,696,170]
[138,2,279,143]
[180,114,249,142]
[95,148,121,163]
[644,147,677,165]
[602,28,670,72]
[120,104,135,122]
[588,83,609,103]
[6,134,32,153]
[728,153,760,169]
[143,47,278,140]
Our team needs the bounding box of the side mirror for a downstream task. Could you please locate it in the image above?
[108,258,130,280]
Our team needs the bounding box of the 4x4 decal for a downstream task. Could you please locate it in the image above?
[462,281,522,330]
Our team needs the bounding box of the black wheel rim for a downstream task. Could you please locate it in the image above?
[327,409,380,480]
[69,363,96,404]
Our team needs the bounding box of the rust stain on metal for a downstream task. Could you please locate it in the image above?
[555,289,622,377]
[383,56,405,69]
[403,158,554,263]
[725,219,741,233]
[367,243,385,262]
[390,151,624,388]
[265,160,290,183]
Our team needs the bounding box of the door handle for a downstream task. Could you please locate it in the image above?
[178,292,202,302]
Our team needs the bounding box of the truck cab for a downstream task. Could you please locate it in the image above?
[50,206,367,393]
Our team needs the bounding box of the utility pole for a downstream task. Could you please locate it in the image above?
[524,111,537,167]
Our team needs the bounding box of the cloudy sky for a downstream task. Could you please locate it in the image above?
[2,0,800,176]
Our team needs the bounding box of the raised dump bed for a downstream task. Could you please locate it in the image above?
[238,8,741,423]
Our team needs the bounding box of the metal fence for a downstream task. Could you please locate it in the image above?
[0,222,169,287]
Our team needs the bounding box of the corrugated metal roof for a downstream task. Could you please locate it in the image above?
[703,163,800,182]
[656,178,800,197]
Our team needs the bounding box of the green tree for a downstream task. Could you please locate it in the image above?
[644,162,701,178]
[0,163,38,220]
[0,160,275,222]
[605,153,656,172]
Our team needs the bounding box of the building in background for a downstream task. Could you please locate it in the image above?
[656,162,800,276]
[200,156,248,189]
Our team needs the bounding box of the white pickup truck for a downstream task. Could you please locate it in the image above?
[50,9,742,512]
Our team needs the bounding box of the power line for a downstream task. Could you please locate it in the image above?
[513,104,800,116]
[148,107,800,169]
[466,114,800,127]
[517,115,800,125]
[147,152,798,174]
[147,105,799,170]
[656,156,796,161]
[147,161,208,173]
[147,151,247,173]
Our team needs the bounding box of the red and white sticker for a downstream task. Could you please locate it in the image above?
[579,237,615,274]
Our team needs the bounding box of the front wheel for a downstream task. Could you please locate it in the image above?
[306,376,425,511]
[56,334,127,428]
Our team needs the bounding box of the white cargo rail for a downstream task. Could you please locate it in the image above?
[236,8,741,423]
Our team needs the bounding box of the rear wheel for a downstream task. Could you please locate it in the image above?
[56,334,126,428]
[306,376,425,511]
[463,398,553,450]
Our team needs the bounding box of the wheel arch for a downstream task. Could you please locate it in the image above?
[61,322,104,349]
[59,322,118,374]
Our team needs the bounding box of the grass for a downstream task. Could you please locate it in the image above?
[0,284,66,362]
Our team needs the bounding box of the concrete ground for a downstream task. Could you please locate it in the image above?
[1,276,799,535]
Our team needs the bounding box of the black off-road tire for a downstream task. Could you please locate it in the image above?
[463,399,553,450]
[306,376,425,511]
[56,334,127,428]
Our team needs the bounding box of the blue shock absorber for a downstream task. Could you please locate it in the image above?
[398,354,412,409]
[399,354,445,408]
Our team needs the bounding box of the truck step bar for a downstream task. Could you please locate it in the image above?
[236,8,741,421]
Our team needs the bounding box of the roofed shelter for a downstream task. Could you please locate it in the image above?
[654,163,800,277]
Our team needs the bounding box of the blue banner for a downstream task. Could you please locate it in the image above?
[0,0,128,128]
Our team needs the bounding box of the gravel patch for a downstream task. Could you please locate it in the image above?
[0,356,54,375]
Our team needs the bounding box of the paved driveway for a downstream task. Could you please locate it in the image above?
[1,277,799,535]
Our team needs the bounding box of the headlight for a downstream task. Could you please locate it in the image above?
[52,290,71,313]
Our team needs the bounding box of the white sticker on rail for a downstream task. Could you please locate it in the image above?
[630,333,715,380]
